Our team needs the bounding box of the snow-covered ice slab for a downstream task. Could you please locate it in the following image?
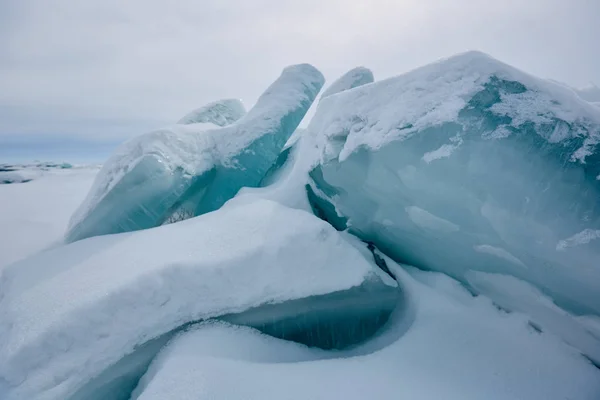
[66,64,324,242]
[177,98,246,126]
[306,51,600,315]
[0,199,395,400]
[132,261,600,400]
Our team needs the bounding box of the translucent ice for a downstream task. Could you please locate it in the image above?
[0,199,396,400]
[66,64,324,242]
[255,67,374,198]
[306,51,600,315]
[177,98,246,126]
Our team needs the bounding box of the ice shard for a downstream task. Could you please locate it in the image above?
[306,51,600,315]
[66,64,324,242]
[258,66,374,190]
[0,199,396,400]
[177,98,246,126]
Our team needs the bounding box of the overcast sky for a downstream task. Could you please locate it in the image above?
[1,0,599,152]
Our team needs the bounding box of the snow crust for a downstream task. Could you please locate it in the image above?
[177,98,246,126]
[0,199,392,400]
[133,261,600,400]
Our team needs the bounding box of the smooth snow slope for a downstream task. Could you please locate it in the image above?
[0,199,394,400]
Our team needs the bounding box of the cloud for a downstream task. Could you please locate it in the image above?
[1,0,599,143]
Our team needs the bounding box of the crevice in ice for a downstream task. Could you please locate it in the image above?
[305,182,348,231]
[364,241,394,279]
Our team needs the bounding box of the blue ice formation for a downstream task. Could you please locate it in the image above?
[66,64,324,242]
[305,51,600,315]
[260,66,374,187]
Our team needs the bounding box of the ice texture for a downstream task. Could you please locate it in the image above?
[306,51,600,315]
[132,260,600,400]
[320,66,374,100]
[66,64,324,242]
[251,67,375,204]
[0,199,395,400]
[177,98,246,126]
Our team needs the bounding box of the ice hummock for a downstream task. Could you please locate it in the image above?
[131,260,600,400]
[65,64,324,242]
[0,199,396,400]
[177,98,246,126]
[305,51,600,316]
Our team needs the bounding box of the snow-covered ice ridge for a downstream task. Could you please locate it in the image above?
[1,52,599,400]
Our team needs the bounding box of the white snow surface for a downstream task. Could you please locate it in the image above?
[0,166,98,268]
[466,271,600,364]
[68,64,324,233]
[307,51,600,162]
[177,98,246,126]
[133,262,600,400]
[0,199,391,400]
